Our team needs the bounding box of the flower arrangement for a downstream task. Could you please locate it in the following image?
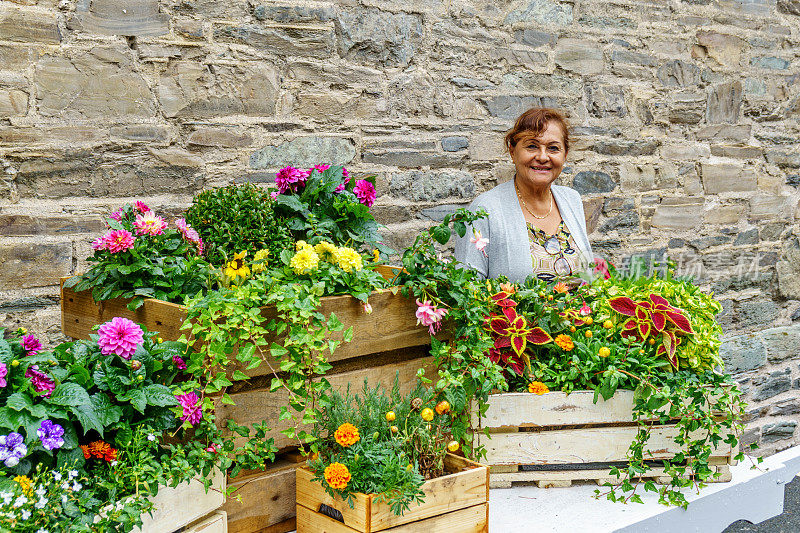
[64,202,211,310]
[309,380,459,516]
[0,322,278,532]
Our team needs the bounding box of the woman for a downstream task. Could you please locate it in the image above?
[455,107,593,283]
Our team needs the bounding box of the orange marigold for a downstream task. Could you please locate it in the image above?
[528,381,550,395]
[553,282,569,294]
[80,444,91,459]
[88,440,110,459]
[554,334,574,351]
[334,423,360,447]
[104,447,118,462]
[324,462,351,490]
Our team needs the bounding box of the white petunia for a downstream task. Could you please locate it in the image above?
[60,494,68,504]
[35,486,46,497]
[68,470,78,480]
[72,482,82,492]
[13,495,27,508]
[36,529,49,533]
[147,434,156,441]
[52,472,62,481]
[21,509,31,519]
[35,497,47,509]
[0,491,12,505]
[61,482,69,491]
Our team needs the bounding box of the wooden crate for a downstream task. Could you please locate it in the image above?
[295,454,488,533]
[474,391,738,489]
[184,511,228,533]
[135,469,226,533]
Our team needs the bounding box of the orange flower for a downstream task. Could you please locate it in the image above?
[334,423,360,447]
[88,440,111,459]
[553,282,569,294]
[105,447,118,462]
[554,334,574,351]
[528,381,550,395]
[80,444,91,459]
[324,462,351,490]
[499,282,516,295]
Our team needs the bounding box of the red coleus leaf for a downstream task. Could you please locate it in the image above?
[511,335,526,357]
[491,291,518,307]
[665,310,693,334]
[638,321,651,339]
[494,337,511,350]
[651,311,666,331]
[511,315,526,330]
[609,296,637,317]
[635,306,650,322]
[661,330,679,369]
[489,317,511,337]
[527,327,552,345]
[649,293,670,307]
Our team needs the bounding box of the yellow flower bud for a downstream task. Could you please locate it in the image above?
[585,330,592,338]
[421,408,434,422]
[598,347,611,358]
[602,320,613,329]
[447,440,460,452]
[386,411,396,422]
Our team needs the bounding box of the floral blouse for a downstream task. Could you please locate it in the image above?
[527,220,583,284]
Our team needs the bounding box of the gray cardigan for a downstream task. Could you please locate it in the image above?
[454,180,593,282]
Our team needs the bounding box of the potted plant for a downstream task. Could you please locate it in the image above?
[296,380,488,532]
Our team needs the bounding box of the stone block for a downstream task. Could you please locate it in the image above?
[0,4,60,43]
[769,399,800,416]
[514,29,556,48]
[148,147,202,168]
[599,212,639,234]
[420,204,468,222]
[0,214,105,236]
[651,201,704,231]
[480,95,572,120]
[554,39,604,75]
[500,72,582,95]
[700,163,757,194]
[583,197,603,234]
[591,139,659,157]
[760,223,784,241]
[761,422,797,443]
[696,124,751,142]
[109,125,171,144]
[68,0,169,37]
[372,205,414,224]
[656,60,701,87]
[750,56,791,70]
[187,128,252,149]
[572,171,617,194]
[363,150,465,169]
[336,9,423,67]
[718,0,776,16]
[389,170,475,202]
[504,0,573,25]
[706,81,742,124]
[740,299,782,328]
[0,242,72,290]
[695,31,746,67]
[586,84,627,118]
[750,195,789,220]
[761,325,800,363]
[778,0,800,14]
[441,136,469,152]
[0,90,28,118]
[214,23,335,59]
[765,150,800,169]
[252,4,336,23]
[668,92,706,124]
[661,143,710,160]
[777,260,800,299]
[468,135,506,162]
[689,236,731,250]
[35,52,155,119]
[250,137,356,169]
[611,49,656,67]
[172,0,250,18]
[0,296,58,313]
[710,145,763,158]
[450,77,495,90]
[734,228,759,245]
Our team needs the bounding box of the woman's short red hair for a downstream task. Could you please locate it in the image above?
[504,107,570,154]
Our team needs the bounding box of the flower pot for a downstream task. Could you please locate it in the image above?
[472,390,738,488]
[295,454,489,533]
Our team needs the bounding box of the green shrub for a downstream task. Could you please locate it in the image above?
[185,183,293,266]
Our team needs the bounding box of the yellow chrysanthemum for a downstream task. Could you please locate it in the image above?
[295,240,308,251]
[314,241,338,262]
[334,247,363,272]
[528,381,550,395]
[324,462,351,490]
[224,251,250,280]
[554,334,574,351]
[334,422,360,447]
[290,246,319,274]
[251,249,269,274]
[14,475,33,495]
[373,249,380,262]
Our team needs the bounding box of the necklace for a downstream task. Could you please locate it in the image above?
[515,180,553,220]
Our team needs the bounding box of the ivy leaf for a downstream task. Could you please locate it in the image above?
[432,225,451,245]
[143,384,177,407]
[232,370,249,381]
[48,383,92,407]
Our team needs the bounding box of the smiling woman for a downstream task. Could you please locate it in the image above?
[455,107,593,283]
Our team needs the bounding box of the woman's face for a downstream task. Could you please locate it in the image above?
[509,121,567,191]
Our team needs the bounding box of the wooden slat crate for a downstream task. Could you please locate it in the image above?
[135,469,226,533]
[223,457,300,533]
[183,511,228,533]
[474,391,738,489]
[295,454,489,533]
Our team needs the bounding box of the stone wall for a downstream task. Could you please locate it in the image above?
[0,0,799,454]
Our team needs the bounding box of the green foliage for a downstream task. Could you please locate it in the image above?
[185,183,293,267]
[64,203,211,310]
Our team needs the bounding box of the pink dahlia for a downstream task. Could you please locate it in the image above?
[175,218,204,255]
[109,209,123,222]
[21,335,42,356]
[173,355,187,370]
[176,392,203,425]
[353,180,376,207]
[25,366,55,397]
[175,218,188,233]
[335,168,351,193]
[0,363,7,388]
[134,212,168,236]
[134,201,150,214]
[415,299,448,335]
[311,164,330,173]
[97,317,144,360]
[103,229,135,254]
[593,257,611,280]
[274,166,309,194]
[91,236,107,251]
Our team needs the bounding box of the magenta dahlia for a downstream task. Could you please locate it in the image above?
[134,201,151,214]
[353,180,376,207]
[275,166,309,194]
[21,334,42,356]
[97,317,144,360]
[176,392,203,425]
[25,366,55,397]
[103,229,135,254]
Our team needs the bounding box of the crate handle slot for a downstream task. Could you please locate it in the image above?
[318,503,344,523]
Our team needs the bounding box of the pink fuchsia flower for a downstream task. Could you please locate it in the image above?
[37,420,65,451]
[579,302,592,316]
[91,236,107,251]
[362,302,373,315]
[275,166,310,194]
[0,363,7,388]
[134,201,150,214]
[97,317,144,360]
[21,335,42,356]
[133,212,168,236]
[353,180,376,207]
[173,355,187,370]
[593,257,611,280]
[176,392,203,425]
[102,229,135,253]
[470,229,489,257]
[205,444,218,454]
[415,299,448,335]
[25,366,55,397]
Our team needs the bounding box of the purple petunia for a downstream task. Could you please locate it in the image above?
[0,432,27,467]
[25,366,55,397]
[37,420,65,451]
[21,335,42,356]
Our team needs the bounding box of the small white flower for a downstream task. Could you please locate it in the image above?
[52,472,62,481]
[147,434,156,441]
[37,529,49,533]
[61,482,69,491]
[111,460,118,466]
[21,509,31,519]
[13,495,27,508]
[115,501,124,511]
[60,494,68,504]
[34,486,46,497]
[0,491,12,504]
[68,470,78,480]
[72,482,82,492]
[35,497,46,509]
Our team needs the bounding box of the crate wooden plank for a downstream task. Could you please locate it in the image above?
[296,504,356,533]
[479,425,734,466]
[216,356,434,450]
[183,510,228,533]
[223,459,298,533]
[296,468,371,532]
[135,469,225,533]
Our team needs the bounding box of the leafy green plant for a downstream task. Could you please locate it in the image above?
[185,183,293,267]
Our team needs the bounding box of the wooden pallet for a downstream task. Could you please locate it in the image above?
[474,391,738,489]
[295,454,488,533]
[135,469,226,533]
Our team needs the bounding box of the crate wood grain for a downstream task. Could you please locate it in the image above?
[223,459,299,533]
[475,391,737,489]
[60,277,435,379]
[295,454,488,533]
[135,469,226,533]
[183,511,229,533]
